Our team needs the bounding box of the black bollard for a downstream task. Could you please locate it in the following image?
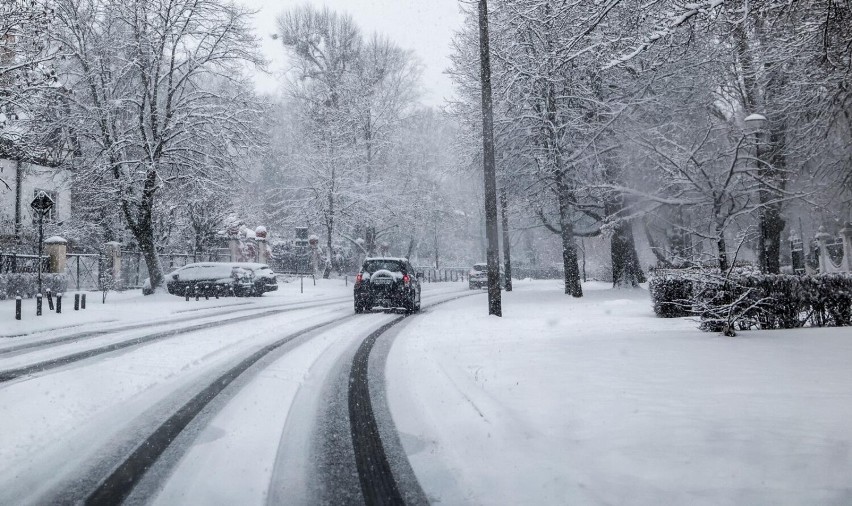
[312,274,316,286]
[300,275,303,294]
[195,286,200,301]
[56,293,62,313]
[15,297,21,320]
[37,294,43,316]
[214,286,219,299]
[74,293,80,311]
[185,286,191,301]
[81,294,86,309]
[204,285,209,300]
[46,289,54,310]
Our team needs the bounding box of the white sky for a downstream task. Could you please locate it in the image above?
[236,0,466,107]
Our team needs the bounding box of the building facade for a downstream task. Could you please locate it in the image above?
[0,157,71,248]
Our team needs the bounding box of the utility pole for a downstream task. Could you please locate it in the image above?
[478,0,501,316]
[500,187,512,291]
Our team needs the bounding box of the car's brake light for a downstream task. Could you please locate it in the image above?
[403,274,410,285]
[355,273,363,286]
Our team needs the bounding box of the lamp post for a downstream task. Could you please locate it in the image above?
[744,113,770,272]
[30,191,55,295]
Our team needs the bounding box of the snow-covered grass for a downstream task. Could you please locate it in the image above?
[0,276,357,337]
[388,279,852,505]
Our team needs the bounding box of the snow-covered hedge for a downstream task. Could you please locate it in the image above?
[0,273,69,300]
[649,275,693,317]
[651,272,852,333]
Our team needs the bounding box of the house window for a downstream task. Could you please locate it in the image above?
[32,189,58,222]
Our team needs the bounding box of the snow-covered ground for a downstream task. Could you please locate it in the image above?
[0,275,353,337]
[387,280,852,505]
[1,278,850,504]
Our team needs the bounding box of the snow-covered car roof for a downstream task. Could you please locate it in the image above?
[364,257,408,262]
[169,262,273,282]
[175,262,271,270]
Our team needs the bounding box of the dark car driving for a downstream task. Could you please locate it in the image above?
[165,262,278,297]
[354,257,422,313]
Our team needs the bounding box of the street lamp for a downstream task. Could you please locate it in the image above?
[744,112,773,272]
[744,113,767,136]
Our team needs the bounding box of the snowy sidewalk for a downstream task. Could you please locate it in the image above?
[387,280,852,505]
[0,276,354,337]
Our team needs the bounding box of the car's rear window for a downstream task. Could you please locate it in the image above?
[363,260,403,273]
[473,264,486,271]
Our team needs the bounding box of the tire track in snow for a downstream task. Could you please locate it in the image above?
[0,296,351,358]
[83,314,359,506]
[0,298,352,383]
[346,292,479,505]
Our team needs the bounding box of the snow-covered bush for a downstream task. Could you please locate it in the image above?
[693,273,852,332]
[649,275,693,317]
[0,273,69,300]
[652,272,852,333]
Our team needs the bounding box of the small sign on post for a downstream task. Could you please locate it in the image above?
[30,191,55,296]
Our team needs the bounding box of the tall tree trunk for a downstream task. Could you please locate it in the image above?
[716,222,729,273]
[606,193,645,287]
[124,167,164,291]
[478,0,502,316]
[324,196,334,279]
[500,187,512,291]
[557,177,582,297]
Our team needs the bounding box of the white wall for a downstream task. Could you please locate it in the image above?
[0,158,71,237]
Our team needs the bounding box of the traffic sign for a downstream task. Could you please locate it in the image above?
[30,191,55,213]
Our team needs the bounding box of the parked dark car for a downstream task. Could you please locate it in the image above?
[165,262,278,297]
[468,262,488,289]
[354,257,422,313]
[468,262,505,289]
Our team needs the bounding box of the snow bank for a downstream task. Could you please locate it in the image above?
[388,281,852,505]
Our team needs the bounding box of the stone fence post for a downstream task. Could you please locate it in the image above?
[44,236,67,274]
[103,241,122,289]
[227,226,241,262]
[255,226,269,264]
[815,227,832,274]
[841,222,852,273]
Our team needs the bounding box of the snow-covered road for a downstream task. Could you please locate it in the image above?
[2,279,850,505]
[0,279,470,504]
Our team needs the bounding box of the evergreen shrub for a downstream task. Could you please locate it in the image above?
[651,271,852,332]
[649,275,693,317]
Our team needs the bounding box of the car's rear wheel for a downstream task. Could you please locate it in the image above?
[403,293,418,314]
[355,302,366,314]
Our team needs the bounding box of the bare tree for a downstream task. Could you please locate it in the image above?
[53,0,264,290]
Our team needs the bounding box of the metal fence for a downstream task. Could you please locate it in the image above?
[0,252,49,274]
[66,253,103,290]
[415,267,468,283]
